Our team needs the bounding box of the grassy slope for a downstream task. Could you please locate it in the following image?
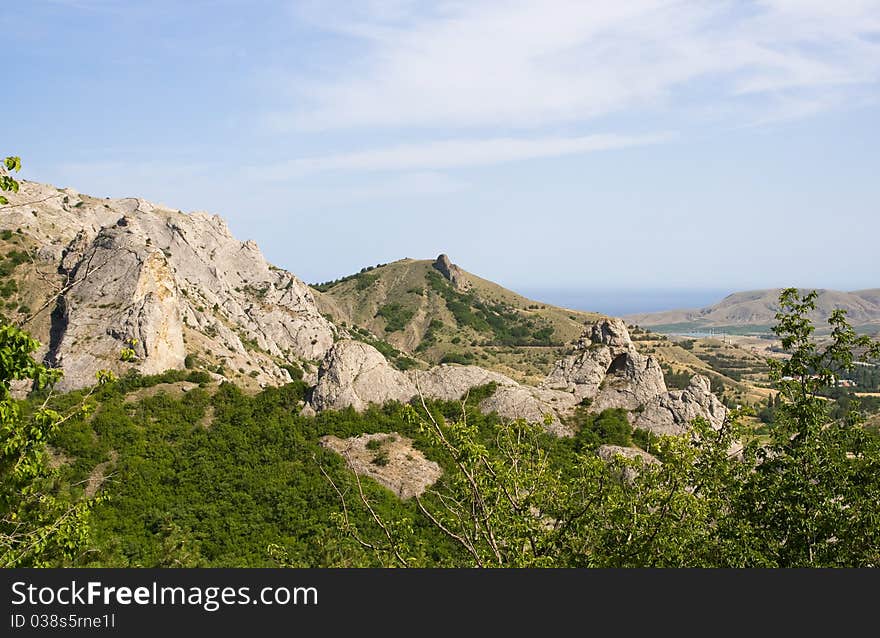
[312,258,601,384]
[311,257,778,399]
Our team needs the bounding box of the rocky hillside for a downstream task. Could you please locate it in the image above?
[313,254,600,383]
[0,180,335,391]
[625,288,880,334]
[307,318,728,440]
[313,254,766,405]
[1,180,731,449]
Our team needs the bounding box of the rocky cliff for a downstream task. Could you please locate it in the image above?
[309,318,728,438]
[1,180,335,390]
[432,253,470,290]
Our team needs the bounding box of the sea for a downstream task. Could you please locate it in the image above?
[516,288,731,317]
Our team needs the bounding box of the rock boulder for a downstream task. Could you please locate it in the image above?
[633,374,728,435]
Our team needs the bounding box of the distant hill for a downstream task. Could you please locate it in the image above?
[624,288,880,334]
[311,255,601,383]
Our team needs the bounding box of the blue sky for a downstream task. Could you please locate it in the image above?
[4,1,880,297]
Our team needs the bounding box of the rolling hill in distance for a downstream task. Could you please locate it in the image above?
[623,288,880,335]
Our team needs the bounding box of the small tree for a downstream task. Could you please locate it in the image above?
[0,155,98,566]
[727,289,880,566]
[0,324,94,566]
[0,156,21,205]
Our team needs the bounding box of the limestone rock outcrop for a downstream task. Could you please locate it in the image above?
[633,375,728,435]
[432,254,470,290]
[542,317,665,410]
[310,341,416,412]
[408,365,516,401]
[310,340,577,432]
[541,318,728,433]
[310,317,728,441]
[52,223,187,390]
[479,385,579,436]
[589,351,667,412]
[2,180,335,390]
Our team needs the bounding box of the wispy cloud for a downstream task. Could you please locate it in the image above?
[277,0,880,131]
[44,0,134,11]
[250,132,671,179]
[283,171,466,207]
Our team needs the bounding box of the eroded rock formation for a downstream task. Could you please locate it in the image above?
[2,180,335,390]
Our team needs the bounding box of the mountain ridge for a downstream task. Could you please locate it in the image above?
[624,288,880,332]
[311,254,601,384]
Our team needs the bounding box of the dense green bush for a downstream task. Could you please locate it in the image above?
[375,303,415,333]
[439,351,475,365]
[425,271,558,346]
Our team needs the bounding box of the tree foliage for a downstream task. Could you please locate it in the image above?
[0,155,98,567]
[0,156,22,206]
[0,324,93,566]
[331,288,880,567]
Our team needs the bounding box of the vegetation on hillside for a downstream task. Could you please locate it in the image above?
[1,288,874,567]
[423,270,559,347]
[310,264,388,292]
[321,289,880,567]
[2,166,878,569]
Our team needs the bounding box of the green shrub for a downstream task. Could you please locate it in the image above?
[375,303,415,333]
[281,362,304,381]
[440,352,475,365]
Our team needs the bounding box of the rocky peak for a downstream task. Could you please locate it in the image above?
[543,318,727,432]
[432,253,469,290]
[1,180,336,391]
[544,318,663,404]
[587,317,632,352]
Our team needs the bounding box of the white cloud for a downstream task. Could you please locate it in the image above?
[282,171,466,207]
[279,0,880,131]
[250,132,671,179]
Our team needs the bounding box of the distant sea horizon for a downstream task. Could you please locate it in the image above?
[516,288,733,318]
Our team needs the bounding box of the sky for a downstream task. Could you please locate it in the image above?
[4,0,880,300]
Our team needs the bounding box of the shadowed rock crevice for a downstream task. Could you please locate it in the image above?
[607,353,628,375]
[45,296,69,369]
